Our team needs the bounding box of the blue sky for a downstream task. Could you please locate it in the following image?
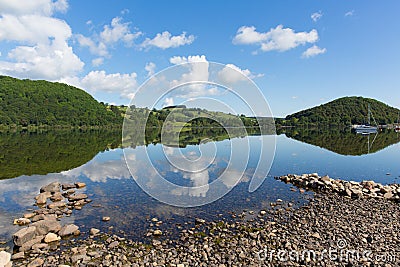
[0,1,399,117]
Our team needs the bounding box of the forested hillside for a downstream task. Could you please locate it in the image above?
[0,76,123,127]
[279,96,400,126]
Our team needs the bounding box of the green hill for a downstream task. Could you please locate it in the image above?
[0,76,123,127]
[280,96,400,126]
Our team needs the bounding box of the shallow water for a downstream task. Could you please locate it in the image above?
[1,130,399,244]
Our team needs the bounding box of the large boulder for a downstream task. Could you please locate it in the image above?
[13,226,37,246]
[32,220,61,235]
[40,182,60,193]
[0,251,12,267]
[59,224,79,237]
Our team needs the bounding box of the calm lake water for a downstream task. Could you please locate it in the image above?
[1,129,399,245]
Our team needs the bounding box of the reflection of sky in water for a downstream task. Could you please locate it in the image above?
[1,135,400,242]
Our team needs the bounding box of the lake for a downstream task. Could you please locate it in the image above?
[1,128,399,246]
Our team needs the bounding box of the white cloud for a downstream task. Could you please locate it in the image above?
[345,10,355,17]
[233,25,319,53]
[76,16,141,58]
[302,45,327,58]
[163,97,174,107]
[0,5,84,80]
[311,11,323,22]
[145,62,156,77]
[218,63,263,85]
[100,17,140,45]
[80,70,138,99]
[0,0,68,16]
[92,57,104,67]
[141,31,195,49]
[168,55,215,98]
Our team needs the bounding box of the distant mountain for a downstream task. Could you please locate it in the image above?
[0,76,123,127]
[279,96,400,126]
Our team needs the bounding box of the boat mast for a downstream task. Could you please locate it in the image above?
[368,104,371,125]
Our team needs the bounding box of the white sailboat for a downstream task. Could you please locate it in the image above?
[355,104,378,134]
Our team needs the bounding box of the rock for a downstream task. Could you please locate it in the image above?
[108,241,119,248]
[177,264,185,267]
[62,183,76,190]
[50,192,63,202]
[75,182,86,188]
[90,228,100,235]
[59,224,79,237]
[14,218,31,226]
[151,218,158,222]
[384,192,394,199]
[11,251,25,260]
[32,220,61,235]
[68,193,88,201]
[311,232,321,239]
[36,192,51,205]
[47,201,66,209]
[102,217,111,222]
[259,210,267,215]
[24,213,35,219]
[27,258,44,267]
[13,226,37,246]
[44,232,60,243]
[153,230,162,236]
[195,218,206,224]
[31,243,48,250]
[0,251,11,267]
[40,182,60,193]
[20,236,44,252]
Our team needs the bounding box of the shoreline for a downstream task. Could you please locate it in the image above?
[1,174,399,266]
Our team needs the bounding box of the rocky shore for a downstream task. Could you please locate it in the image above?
[1,174,399,266]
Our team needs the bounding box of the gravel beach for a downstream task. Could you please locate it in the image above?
[2,175,400,267]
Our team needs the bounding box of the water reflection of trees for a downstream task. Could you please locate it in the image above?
[283,128,400,156]
[0,130,121,179]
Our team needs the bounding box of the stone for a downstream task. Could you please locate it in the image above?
[102,217,111,222]
[40,182,60,193]
[62,183,76,190]
[24,213,35,219]
[14,218,31,226]
[50,192,64,202]
[47,201,66,210]
[27,258,44,267]
[44,233,60,243]
[75,182,86,188]
[153,230,162,236]
[68,193,88,201]
[259,210,267,215]
[90,228,100,235]
[108,241,119,248]
[32,220,61,235]
[384,192,394,199]
[11,251,25,260]
[20,236,43,252]
[195,218,206,224]
[151,218,158,222]
[311,232,321,239]
[59,224,79,237]
[36,192,51,205]
[13,226,37,246]
[0,251,11,267]
[31,243,48,250]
